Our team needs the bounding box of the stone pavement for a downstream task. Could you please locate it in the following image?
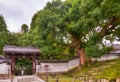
[0,79,11,82]
[13,75,45,82]
[0,75,45,82]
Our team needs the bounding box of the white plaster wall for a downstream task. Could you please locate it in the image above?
[36,58,79,73]
[68,58,79,70]
[36,63,68,73]
[36,53,120,73]
[0,63,9,74]
[95,54,120,61]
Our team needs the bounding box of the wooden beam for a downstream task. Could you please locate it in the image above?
[11,53,15,75]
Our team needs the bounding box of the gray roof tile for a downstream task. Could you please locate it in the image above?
[3,45,41,54]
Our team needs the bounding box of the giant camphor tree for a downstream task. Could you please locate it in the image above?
[65,0,120,65]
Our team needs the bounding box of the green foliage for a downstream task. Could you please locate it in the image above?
[17,0,72,59]
[15,58,32,66]
[0,15,7,32]
[87,33,102,46]
[85,45,112,58]
[0,15,24,54]
[6,33,21,45]
[66,0,120,58]
[15,58,32,75]
[85,32,112,58]
[0,15,10,54]
[24,0,120,59]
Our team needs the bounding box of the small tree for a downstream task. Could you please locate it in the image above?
[21,24,29,33]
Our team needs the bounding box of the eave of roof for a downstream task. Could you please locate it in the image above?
[3,45,41,54]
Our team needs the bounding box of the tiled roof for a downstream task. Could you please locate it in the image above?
[3,45,41,54]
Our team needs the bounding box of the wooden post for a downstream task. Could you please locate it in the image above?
[11,53,15,75]
[34,55,36,74]
[32,54,36,74]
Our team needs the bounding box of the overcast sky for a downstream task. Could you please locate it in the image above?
[0,0,52,32]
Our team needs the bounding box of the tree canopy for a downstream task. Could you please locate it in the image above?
[18,0,74,59]
[65,0,120,64]
[21,24,29,33]
[16,0,120,63]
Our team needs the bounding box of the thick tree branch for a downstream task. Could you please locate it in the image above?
[101,16,120,37]
[101,16,117,37]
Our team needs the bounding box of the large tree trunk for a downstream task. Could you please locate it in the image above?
[70,34,86,65]
[76,47,85,65]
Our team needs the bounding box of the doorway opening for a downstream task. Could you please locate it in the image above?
[15,58,32,75]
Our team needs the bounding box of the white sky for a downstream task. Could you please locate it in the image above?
[0,0,52,32]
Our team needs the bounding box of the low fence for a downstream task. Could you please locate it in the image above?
[36,58,79,73]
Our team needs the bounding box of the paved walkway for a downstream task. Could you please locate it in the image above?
[0,79,11,82]
[13,75,45,82]
[0,75,45,82]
